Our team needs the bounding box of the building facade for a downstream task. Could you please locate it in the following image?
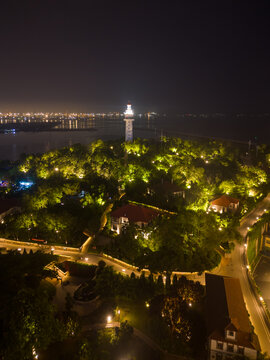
[261,221,270,253]
[110,203,160,234]
[206,273,260,360]
[209,195,239,214]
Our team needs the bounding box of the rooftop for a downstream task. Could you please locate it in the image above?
[205,273,260,351]
[111,203,160,223]
[211,194,239,207]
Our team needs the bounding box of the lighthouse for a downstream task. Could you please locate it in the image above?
[124,103,134,142]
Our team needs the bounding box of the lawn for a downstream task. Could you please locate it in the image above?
[247,237,258,267]
[115,297,191,356]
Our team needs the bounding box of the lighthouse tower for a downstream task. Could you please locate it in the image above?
[124,103,134,142]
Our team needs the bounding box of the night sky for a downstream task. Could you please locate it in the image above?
[0,1,270,113]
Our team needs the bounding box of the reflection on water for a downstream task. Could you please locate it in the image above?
[0,115,268,161]
[55,118,96,130]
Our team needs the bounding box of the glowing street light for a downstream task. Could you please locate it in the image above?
[32,348,39,359]
[54,167,59,171]
[107,315,112,323]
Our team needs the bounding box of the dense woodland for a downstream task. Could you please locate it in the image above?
[0,138,269,272]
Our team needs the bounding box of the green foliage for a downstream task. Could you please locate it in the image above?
[107,209,229,272]
[0,252,66,360]
[10,137,269,269]
[1,288,65,360]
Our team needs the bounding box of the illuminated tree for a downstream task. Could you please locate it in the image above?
[162,296,192,341]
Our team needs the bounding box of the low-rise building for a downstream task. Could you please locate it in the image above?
[261,221,270,253]
[205,273,260,360]
[110,203,160,234]
[209,195,239,214]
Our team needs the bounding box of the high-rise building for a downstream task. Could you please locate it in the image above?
[124,103,134,142]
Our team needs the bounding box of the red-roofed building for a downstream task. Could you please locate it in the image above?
[206,273,260,359]
[110,203,160,234]
[209,195,239,214]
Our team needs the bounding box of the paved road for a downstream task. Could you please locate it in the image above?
[0,238,142,277]
[213,193,270,354]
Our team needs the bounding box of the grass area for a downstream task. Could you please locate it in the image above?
[247,237,257,266]
[65,261,97,277]
[117,298,150,334]
[115,297,192,357]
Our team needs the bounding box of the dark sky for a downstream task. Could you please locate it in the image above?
[0,1,270,113]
